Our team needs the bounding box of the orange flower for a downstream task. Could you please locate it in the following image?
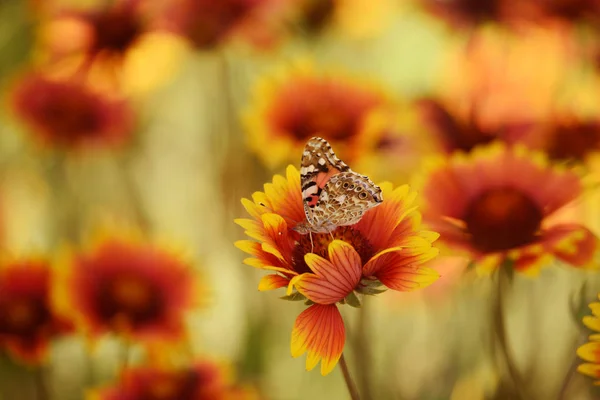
[418,142,600,274]
[57,236,200,342]
[577,294,600,385]
[89,360,258,400]
[0,258,72,364]
[11,73,134,149]
[158,0,282,50]
[235,166,439,375]
[244,62,395,169]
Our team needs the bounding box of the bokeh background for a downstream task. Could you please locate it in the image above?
[2,0,600,399]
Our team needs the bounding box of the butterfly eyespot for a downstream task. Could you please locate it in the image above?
[359,192,368,199]
[348,184,355,190]
[355,186,362,192]
[343,182,350,189]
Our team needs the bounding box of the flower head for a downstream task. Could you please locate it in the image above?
[158,0,277,49]
[578,294,600,385]
[0,258,72,364]
[418,142,600,274]
[235,166,439,374]
[11,73,134,149]
[89,360,258,400]
[57,234,201,342]
[244,62,394,169]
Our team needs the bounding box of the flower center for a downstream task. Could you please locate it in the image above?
[0,298,49,337]
[547,122,600,161]
[464,187,543,252]
[300,0,336,33]
[91,8,143,54]
[41,89,101,141]
[291,227,374,274]
[99,275,162,328]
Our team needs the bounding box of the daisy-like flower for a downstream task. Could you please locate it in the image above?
[244,62,395,170]
[158,0,280,50]
[235,166,439,375]
[89,360,258,400]
[577,294,600,384]
[0,258,72,364]
[11,72,134,149]
[55,234,201,342]
[37,0,187,94]
[519,116,600,163]
[418,142,600,274]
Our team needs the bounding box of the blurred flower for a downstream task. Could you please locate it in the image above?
[235,166,439,375]
[577,294,600,384]
[289,0,395,38]
[38,0,186,93]
[418,142,600,274]
[518,115,600,163]
[89,360,258,400]
[158,0,283,50]
[418,0,509,27]
[57,235,200,342]
[0,258,72,364]
[244,62,395,169]
[11,72,134,149]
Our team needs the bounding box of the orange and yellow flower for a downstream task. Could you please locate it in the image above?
[0,258,73,364]
[89,360,259,400]
[577,294,600,385]
[56,234,201,342]
[418,142,600,274]
[243,62,396,170]
[235,166,439,375]
[158,0,282,50]
[11,72,134,149]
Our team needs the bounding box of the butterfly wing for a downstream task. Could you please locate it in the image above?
[299,137,350,228]
[310,171,383,231]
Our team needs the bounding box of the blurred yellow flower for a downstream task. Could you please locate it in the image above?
[577,294,600,385]
[235,165,439,375]
[418,142,600,274]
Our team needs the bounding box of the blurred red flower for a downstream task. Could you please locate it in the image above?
[11,73,134,149]
[89,360,259,400]
[58,236,201,342]
[0,258,72,364]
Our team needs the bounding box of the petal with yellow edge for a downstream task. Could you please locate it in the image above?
[584,316,600,333]
[366,249,440,291]
[291,304,345,376]
[543,225,600,268]
[258,275,289,291]
[294,241,362,304]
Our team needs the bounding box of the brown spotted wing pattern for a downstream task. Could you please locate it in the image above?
[294,137,383,234]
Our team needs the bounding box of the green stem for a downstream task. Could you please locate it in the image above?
[339,353,361,400]
[34,366,49,400]
[557,333,587,400]
[355,299,373,400]
[493,266,528,400]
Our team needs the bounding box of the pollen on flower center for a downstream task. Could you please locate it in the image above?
[292,226,374,274]
[464,187,542,252]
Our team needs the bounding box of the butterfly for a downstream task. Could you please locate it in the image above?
[293,137,383,237]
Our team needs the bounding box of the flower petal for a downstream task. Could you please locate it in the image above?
[364,248,440,291]
[584,316,600,333]
[258,275,290,291]
[295,241,362,304]
[291,304,345,376]
[542,225,600,268]
[578,363,600,383]
[578,341,600,363]
[363,238,437,276]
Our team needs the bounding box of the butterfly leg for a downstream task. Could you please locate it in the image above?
[329,231,335,241]
[309,232,314,253]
